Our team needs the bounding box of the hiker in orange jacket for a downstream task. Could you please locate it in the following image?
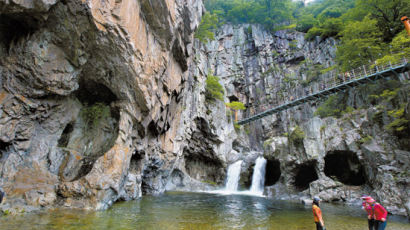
[312,197,326,230]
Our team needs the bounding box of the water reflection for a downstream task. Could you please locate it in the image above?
[1,192,409,230]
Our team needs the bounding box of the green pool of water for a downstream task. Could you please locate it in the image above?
[1,192,409,229]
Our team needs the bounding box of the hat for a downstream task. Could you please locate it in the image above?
[366,198,375,203]
[361,196,370,200]
[313,196,321,202]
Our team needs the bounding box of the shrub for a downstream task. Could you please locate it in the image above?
[80,103,111,130]
[205,74,224,102]
[314,95,345,118]
[195,12,218,43]
[358,135,373,144]
[225,101,246,110]
[234,123,241,132]
[289,126,305,146]
[385,106,409,133]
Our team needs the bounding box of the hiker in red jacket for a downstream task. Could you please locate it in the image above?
[367,198,388,230]
[361,196,375,230]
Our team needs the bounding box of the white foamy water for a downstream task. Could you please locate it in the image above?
[207,157,267,197]
[224,160,243,192]
[249,157,267,196]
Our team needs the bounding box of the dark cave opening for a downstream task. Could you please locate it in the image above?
[0,14,40,52]
[75,79,118,106]
[324,150,366,186]
[228,95,239,102]
[265,159,281,186]
[58,123,74,147]
[293,161,318,191]
[0,140,11,160]
[129,151,144,174]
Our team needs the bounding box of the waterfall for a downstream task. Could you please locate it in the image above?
[225,160,243,191]
[249,157,267,195]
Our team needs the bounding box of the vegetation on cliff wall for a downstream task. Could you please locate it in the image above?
[195,12,219,43]
[205,74,225,102]
[201,0,410,70]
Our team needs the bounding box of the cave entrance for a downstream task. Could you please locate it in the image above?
[293,160,318,191]
[265,159,281,186]
[0,14,40,53]
[129,151,144,175]
[324,150,366,186]
[57,79,120,182]
[0,140,11,160]
[75,79,118,106]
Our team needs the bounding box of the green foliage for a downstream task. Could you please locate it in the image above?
[234,123,241,132]
[225,101,246,110]
[386,118,409,132]
[375,31,410,65]
[336,16,385,71]
[302,64,323,86]
[320,65,337,74]
[80,103,111,130]
[356,0,410,42]
[295,14,316,32]
[202,180,217,185]
[289,125,305,146]
[263,138,274,149]
[244,124,251,135]
[305,17,343,40]
[226,109,233,122]
[204,0,296,31]
[247,25,253,35]
[314,95,346,118]
[342,106,355,115]
[205,74,225,102]
[195,12,219,43]
[320,125,326,134]
[386,105,409,133]
[358,135,373,144]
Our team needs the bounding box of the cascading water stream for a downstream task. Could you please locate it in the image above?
[224,160,243,192]
[249,157,267,195]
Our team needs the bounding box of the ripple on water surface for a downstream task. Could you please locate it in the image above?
[1,192,409,230]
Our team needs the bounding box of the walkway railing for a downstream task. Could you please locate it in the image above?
[237,57,410,125]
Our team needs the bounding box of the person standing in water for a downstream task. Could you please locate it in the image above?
[361,196,375,230]
[312,197,326,230]
[368,198,388,230]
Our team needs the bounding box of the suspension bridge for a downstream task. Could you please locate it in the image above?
[237,57,410,125]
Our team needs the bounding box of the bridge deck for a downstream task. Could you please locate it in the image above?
[237,59,410,125]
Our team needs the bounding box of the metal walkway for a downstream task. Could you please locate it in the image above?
[237,58,410,125]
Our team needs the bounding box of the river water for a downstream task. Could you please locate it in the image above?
[1,192,409,230]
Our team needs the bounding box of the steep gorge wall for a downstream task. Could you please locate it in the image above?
[199,23,409,216]
[0,0,236,212]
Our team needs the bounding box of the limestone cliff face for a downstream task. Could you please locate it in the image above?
[199,23,409,216]
[0,0,226,212]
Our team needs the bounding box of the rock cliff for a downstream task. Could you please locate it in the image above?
[197,23,409,216]
[0,0,225,212]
